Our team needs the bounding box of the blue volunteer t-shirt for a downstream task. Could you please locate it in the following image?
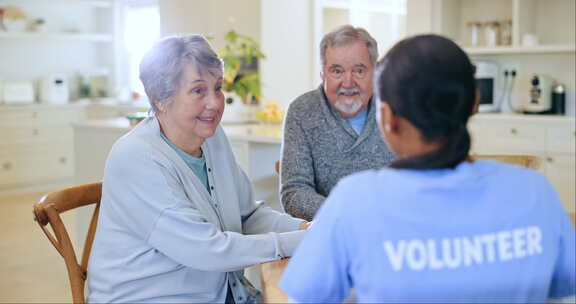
[281,160,576,303]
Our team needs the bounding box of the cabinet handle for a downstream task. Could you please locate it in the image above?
[546,157,553,163]
[510,128,517,135]
[32,129,39,136]
[2,162,12,170]
[59,157,67,164]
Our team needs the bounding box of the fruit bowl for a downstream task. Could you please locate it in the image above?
[255,101,284,124]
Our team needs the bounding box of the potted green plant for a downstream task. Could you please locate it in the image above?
[218,30,265,105]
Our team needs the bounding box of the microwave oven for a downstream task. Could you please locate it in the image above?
[1,80,35,104]
[475,61,502,112]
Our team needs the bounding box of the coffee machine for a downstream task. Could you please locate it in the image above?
[523,74,553,113]
[39,74,69,104]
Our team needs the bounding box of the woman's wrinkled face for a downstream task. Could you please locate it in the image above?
[161,63,225,140]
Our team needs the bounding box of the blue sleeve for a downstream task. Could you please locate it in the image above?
[549,209,576,298]
[538,173,576,299]
[280,183,352,303]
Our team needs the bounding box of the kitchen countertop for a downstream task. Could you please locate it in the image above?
[471,112,575,123]
[72,119,283,144]
[0,98,147,109]
[223,123,282,144]
[71,114,575,144]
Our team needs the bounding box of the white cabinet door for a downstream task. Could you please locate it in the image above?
[229,140,250,176]
[469,120,547,154]
[546,123,576,154]
[1,126,73,145]
[543,153,576,213]
[0,106,82,191]
[0,144,73,188]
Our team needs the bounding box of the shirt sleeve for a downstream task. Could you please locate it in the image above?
[280,182,352,303]
[548,206,576,298]
[280,103,326,221]
[234,164,304,235]
[148,202,305,272]
[105,141,305,273]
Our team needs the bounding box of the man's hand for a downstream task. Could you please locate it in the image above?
[298,221,311,230]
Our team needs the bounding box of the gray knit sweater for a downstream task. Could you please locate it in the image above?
[280,86,396,221]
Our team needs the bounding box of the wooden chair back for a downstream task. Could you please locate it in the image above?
[275,160,280,175]
[472,156,576,227]
[472,154,541,170]
[32,182,102,304]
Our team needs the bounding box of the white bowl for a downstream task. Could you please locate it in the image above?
[3,19,28,32]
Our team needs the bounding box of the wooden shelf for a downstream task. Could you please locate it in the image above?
[465,45,576,55]
[0,32,113,42]
[0,0,112,8]
[321,0,406,13]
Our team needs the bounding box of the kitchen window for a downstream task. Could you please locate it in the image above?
[118,0,160,101]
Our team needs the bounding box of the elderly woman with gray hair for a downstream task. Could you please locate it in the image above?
[87,35,308,303]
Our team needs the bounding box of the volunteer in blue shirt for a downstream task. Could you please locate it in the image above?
[281,34,576,303]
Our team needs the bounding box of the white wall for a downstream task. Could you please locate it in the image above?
[260,0,316,110]
[406,0,434,35]
[159,0,261,50]
[159,0,316,110]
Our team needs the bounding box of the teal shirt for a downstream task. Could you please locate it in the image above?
[160,133,210,193]
[345,107,368,135]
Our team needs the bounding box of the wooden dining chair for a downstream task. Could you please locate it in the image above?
[471,154,541,170]
[275,160,280,175]
[33,182,102,304]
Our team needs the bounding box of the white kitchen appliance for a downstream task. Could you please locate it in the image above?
[39,74,69,104]
[1,80,35,104]
[474,61,503,112]
[523,74,553,113]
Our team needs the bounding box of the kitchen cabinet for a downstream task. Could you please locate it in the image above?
[225,124,282,180]
[83,103,147,119]
[431,0,575,55]
[0,0,117,100]
[407,0,576,116]
[469,114,575,213]
[0,103,146,195]
[228,137,282,213]
[0,105,84,194]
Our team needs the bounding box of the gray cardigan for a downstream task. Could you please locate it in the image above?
[88,117,305,303]
[280,86,396,221]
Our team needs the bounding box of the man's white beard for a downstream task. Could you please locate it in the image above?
[334,97,363,115]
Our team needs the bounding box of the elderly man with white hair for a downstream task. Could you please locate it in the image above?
[281,25,396,221]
